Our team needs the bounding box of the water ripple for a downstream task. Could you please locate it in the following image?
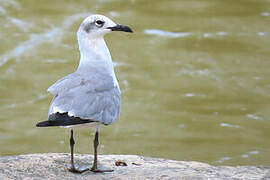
[246,114,262,121]
[0,13,89,68]
[0,93,47,111]
[44,59,68,63]
[220,123,240,128]
[9,17,34,32]
[0,28,61,67]
[217,150,259,163]
[0,0,20,9]
[144,29,191,38]
[0,6,6,15]
[0,0,20,15]
[217,156,231,163]
[216,32,228,36]
[261,12,270,16]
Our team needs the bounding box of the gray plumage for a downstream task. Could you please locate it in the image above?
[48,70,121,125]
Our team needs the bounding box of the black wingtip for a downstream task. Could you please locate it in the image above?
[36,112,98,127]
[36,121,51,127]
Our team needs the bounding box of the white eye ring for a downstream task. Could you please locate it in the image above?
[95,20,104,27]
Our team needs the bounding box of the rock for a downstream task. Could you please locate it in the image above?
[0,153,269,179]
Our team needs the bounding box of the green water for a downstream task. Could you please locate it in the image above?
[0,0,270,166]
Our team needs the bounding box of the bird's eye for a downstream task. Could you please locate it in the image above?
[95,20,104,27]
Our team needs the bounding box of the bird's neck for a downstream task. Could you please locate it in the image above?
[77,37,114,74]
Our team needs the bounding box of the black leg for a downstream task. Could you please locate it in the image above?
[67,129,89,173]
[90,130,113,173]
[91,130,98,170]
[70,129,75,168]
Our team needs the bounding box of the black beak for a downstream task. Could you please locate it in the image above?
[107,24,133,33]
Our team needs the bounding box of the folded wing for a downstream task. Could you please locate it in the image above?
[47,72,121,126]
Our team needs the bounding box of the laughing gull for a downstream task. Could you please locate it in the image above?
[36,14,133,173]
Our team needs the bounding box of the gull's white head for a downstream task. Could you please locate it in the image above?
[76,14,133,70]
[77,14,133,39]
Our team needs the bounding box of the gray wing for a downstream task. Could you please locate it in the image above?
[48,72,115,95]
[48,72,121,125]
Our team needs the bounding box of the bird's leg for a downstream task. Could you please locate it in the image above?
[91,130,98,170]
[90,130,113,173]
[68,129,89,173]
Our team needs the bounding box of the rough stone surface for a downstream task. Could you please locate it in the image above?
[0,153,269,180]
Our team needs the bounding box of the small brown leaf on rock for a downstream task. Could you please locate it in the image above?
[115,161,128,166]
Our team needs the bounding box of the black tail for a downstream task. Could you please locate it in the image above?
[36,112,97,127]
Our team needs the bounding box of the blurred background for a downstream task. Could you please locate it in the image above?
[0,0,270,166]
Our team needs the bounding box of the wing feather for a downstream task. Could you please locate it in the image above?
[48,72,120,125]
